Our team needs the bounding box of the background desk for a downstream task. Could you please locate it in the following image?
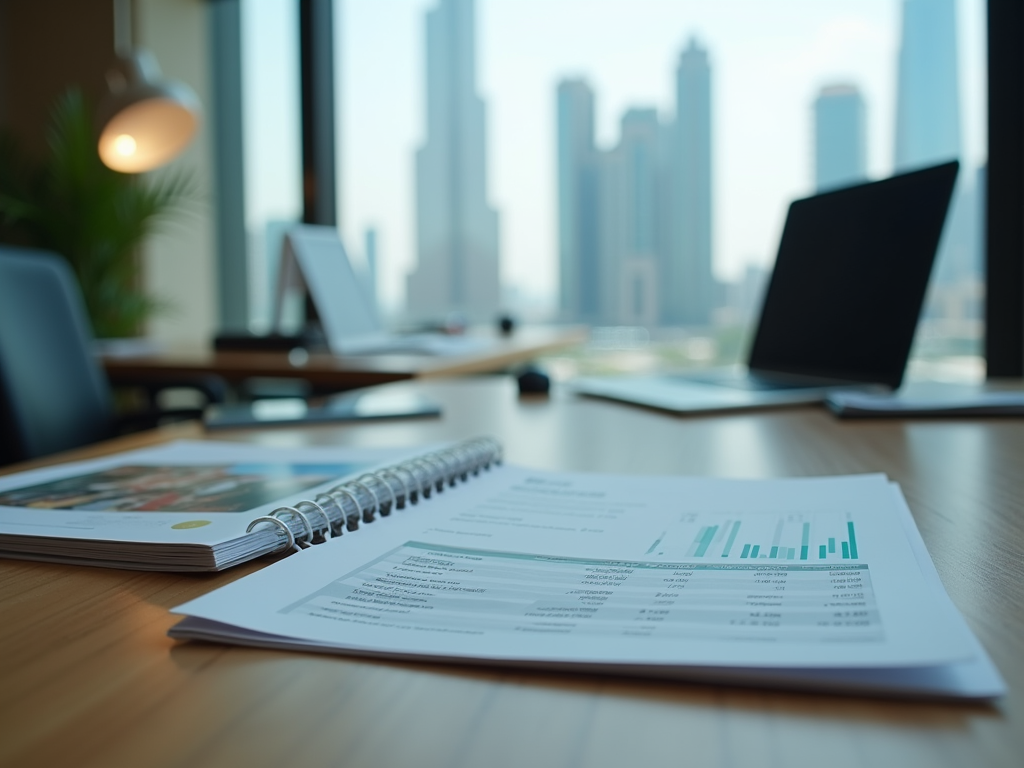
[102,325,586,393]
[2,378,1022,768]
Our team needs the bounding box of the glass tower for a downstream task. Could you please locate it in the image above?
[406,0,500,322]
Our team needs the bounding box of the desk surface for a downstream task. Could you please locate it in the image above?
[2,378,1022,768]
[103,325,587,390]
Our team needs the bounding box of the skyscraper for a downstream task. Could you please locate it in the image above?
[814,84,867,192]
[894,0,978,292]
[669,38,715,326]
[894,0,960,171]
[601,109,665,326]
[406,0,500,322]
[557,80,601,323]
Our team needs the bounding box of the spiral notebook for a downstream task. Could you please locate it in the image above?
[0,438,501,571]
[168,461,1004,699]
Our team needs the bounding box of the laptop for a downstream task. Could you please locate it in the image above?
[571,160,960,414]
[276,226,492,356]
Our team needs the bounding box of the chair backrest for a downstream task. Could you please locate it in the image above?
[0,247,115,465]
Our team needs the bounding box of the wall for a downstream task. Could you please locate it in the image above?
[0,0,113,156]
[0,0,218,347]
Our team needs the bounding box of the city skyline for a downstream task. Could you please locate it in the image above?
[340,0,986,317]
[557,38,716,327]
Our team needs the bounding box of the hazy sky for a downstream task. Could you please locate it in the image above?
[335,0,985,314]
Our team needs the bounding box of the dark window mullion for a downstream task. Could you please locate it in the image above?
[985,0,1024,377]
[299,0,337,227]
[210,0,249,331]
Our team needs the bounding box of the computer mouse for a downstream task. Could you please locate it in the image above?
[516,367,550,395]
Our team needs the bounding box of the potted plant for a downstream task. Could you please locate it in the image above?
[0,88,192,339]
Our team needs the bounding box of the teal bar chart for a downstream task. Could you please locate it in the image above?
[677,514,861,562]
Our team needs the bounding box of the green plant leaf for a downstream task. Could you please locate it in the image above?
[0,87,195,338]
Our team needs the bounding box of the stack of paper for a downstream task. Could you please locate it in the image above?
[169,465,1004,699]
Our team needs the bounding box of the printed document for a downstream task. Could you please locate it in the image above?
[171,466,1004,696]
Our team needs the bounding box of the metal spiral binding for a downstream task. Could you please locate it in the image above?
[246,437,503,553]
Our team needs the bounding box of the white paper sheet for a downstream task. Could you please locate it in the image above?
[171,466,1003,694]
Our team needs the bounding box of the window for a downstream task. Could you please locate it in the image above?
[241,0,303,331]
[336,0,987,379]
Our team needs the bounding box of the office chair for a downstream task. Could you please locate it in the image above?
[0,246,224,466]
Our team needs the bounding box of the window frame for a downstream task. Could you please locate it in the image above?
[210,0,1024,370]
[985,0,1024,377]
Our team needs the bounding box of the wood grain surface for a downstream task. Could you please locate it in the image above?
[1,377,1021,768]
[102,325,587,389]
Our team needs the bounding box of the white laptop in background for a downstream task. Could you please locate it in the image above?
[571,161,960,414]
[275,225,492,357]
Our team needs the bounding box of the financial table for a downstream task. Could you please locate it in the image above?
[1,376,1023,768]
[289,541,883,643]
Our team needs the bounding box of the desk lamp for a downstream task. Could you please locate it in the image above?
[96,0,200,173]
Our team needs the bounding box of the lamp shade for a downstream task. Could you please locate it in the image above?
[97,51,200,173]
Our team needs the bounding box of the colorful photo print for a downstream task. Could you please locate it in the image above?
[0,464,362,513]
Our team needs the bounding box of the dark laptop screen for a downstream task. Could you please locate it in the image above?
[747,160,959,389]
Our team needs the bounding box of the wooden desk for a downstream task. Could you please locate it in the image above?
[2,378,1022,768]
[103,325,587,391]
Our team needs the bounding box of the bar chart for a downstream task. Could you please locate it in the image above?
[647,512,860,562]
